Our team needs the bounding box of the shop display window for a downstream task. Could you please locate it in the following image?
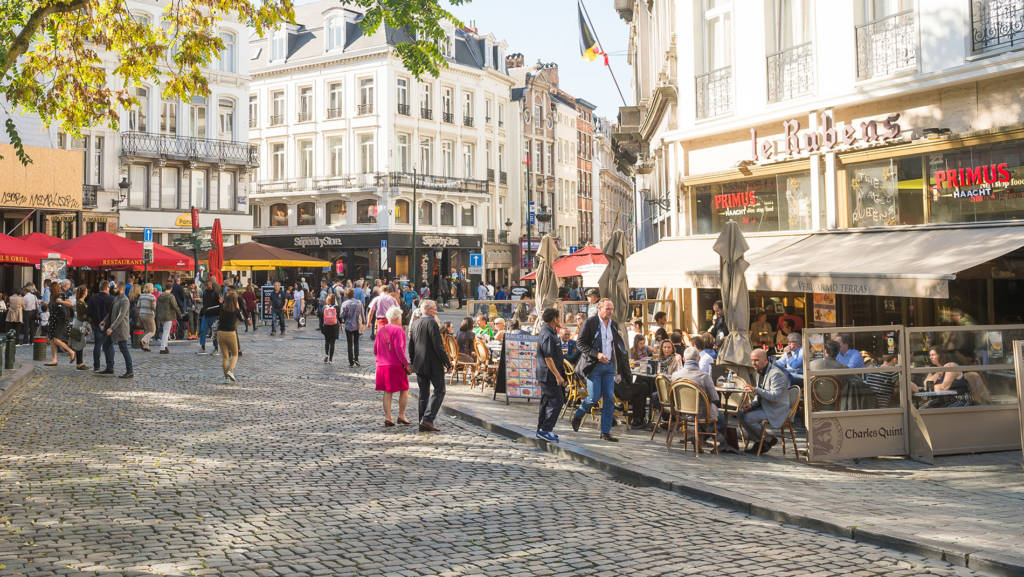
[693,171,813,234]
[297,202,315,226]
[356,199,378,224]
[270,203,288,227]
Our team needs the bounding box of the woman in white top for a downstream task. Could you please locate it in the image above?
[292,287,305,328]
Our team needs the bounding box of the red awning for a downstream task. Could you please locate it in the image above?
[0,234,73,266]
[520,245,607,280]
[53,231,194,271]
[19,232,66,249]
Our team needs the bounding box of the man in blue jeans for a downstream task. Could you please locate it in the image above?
[269,281,287,336]
[571,298,631,442]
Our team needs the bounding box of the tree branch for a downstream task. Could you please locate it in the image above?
[1,0,92,77]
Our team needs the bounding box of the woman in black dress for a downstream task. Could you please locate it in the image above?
[45,285,75,366]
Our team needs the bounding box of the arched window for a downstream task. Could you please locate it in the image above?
[218,32,236,73]
[461,204,474,227]
[394,199,410,224]
[297,202,315,226]
[326,200,347,225]
[357,199,378,223]
[439,202,454,226]
[419,200,434,225]
[270,203,288,227]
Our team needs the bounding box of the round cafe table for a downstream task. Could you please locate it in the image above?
[716,376,751,448]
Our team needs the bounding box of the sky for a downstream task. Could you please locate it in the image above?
[445,0,634,119]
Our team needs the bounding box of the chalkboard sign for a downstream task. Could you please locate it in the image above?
[502,332,542,399]
[261,286,275,321]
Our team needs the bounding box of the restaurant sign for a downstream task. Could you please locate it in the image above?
[808,415,907,460]
[750,111,905,163]
[0,144,83,210]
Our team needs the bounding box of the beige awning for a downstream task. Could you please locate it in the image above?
[626,234,807,288]
[628,225,1024,298]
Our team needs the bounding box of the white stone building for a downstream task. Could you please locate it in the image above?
[247,1,517,289]
[593,115,634,251]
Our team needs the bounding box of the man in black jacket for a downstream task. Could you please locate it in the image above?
[571,298,632,442]
[269,281,287,336]
[170,276,187,339]
[535,307,565,443]
[408,299,451,432]
[86,281,114,372]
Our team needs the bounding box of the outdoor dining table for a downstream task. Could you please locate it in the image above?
[715,377,751,448]
[912,389,958,407]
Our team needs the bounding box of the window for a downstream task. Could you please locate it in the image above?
[359,133,375,173]
[485,99,492,123]
[130,88,149,132]
[546,143,553,175]
[396,78,408,114]
[191,169,207,209]
[190,97,207,138]
[297,201,315,226]
[535,142,544,175]
[359,78,374,113]
[534,104,543,128]
[326,200,347,225]
[394,199,410,224]
[272,143,285,180]
[442,141,454,177]
[421,201,435,225]
[439,202,453,226]
[442,87,453,120]
[248,94,257,128]
[91,136,103,185]
[219,171,235,211]
[420,137,433,174]
[767,0,815,102]
[298,87,313,121]
[703,0,732,72]
[129,164,147,207]
[327,136,344,176]
[328,82,343,117]
[218,98,234,140]
[271,90,285,124]
[497,102,504,127]
[160,167,179,209]
[218,32,236,73]
[972,0,1024,54]
[271,29,286,61]
[421,83,432,112]
[326,16,344,51]
[463,91,473,119]
[270,203,289,226]
[462,143,474,178]
[160,100,177,134]
[208,173,219,211]
[396,133,409,172]
[298,140,313,179]
[486,141,492,171]
[461,205,474,227]
[694,172,814,234]
[357,199,378,223]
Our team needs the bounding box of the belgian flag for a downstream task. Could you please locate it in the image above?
[579,2,608,66]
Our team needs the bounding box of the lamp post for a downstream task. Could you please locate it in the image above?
[410,166,418,290]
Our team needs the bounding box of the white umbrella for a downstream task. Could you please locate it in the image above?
[714,221,753,378]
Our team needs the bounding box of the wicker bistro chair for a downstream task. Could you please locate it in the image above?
[472,338,497,390]
[444,334,473,386]
[809,375,841,412]
[560,360,588,419]
[665,379,719,455]
[755,385,802,458]
[650,374,673,441]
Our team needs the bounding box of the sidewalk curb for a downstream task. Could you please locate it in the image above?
[0,363,40,408]
[436,396,1024,577]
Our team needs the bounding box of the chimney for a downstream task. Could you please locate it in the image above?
[505,52,525,69]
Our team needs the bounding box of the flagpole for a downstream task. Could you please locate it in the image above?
[579,0,628,107]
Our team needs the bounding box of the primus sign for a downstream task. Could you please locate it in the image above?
[750,112,905,162]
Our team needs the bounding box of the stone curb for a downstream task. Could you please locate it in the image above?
[435,395,1024,577]
[0,362,40,409]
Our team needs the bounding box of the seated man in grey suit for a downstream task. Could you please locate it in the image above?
[738,348,792,454]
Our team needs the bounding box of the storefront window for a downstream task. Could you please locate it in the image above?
[357,199,378,223]
[297,202,315,226]
[847,158,924,228]
[439,202,454,226]
[419,200,434,225]
[394,199,410,224]
[461,205,474,227]
[926,141,1024,224]
[326,200,347,225]
[693,171,812,234]
[270,203,288,227]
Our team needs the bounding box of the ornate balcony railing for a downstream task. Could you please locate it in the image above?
[487,168,495,182]
[442,111,455,123]
[248,117,257,128]
[82,184,99,208]
[383,171,489,194]
[463,116,474,127]
[972,0,1024,53]
[695,66,732,119]
[499,171,507,185]
[357,103,374,115]
[327,108,343,119]
[420,107,433,120]
[121,131,259,167]
[767,42,815,103]
[297,111,312,122]
[397,103,410,116]
[856,10,917,79]
[269,114,283,126]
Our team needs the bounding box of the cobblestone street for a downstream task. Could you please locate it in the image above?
[0,328,992,576]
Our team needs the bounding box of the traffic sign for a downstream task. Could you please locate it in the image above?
[528,202,535,226]
[143,241,154,250]
[468,252,483,275]
[380,239,388,270]
[143,227,153,243]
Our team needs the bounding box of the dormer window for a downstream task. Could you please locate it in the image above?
[326,16,344,51]
[271,29,286,61]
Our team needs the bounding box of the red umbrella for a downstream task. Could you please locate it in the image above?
[208,218,223,285]
[19,232,66,250]
[0,234,73,265]
[520,245,607,280]
[53,231,193,270]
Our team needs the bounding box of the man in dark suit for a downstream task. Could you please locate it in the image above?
[571,298,632,442]
[408,299,451,432]
[170,275,187,339]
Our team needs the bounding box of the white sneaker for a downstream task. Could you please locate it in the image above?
[226,371,236,382]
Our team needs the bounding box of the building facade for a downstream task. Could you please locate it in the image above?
[618,0,1024,332]
[594,116,634,251]
[248,2,516,291]
[576,99,597,247]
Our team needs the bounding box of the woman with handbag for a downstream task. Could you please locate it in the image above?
[69,285,91,370]
[44,285,76,366]
[373,306,411,427]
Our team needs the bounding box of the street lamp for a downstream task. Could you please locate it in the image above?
[112,176,129,208]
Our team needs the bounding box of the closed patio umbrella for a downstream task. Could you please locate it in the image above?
[597,229,631,346]
[209,218,224,285]
[532,235,560,324]
[714,221,753,380]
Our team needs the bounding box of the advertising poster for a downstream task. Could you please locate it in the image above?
[40,258,68,282]
[812,292,837,326]
[502,332,542,399]
[260,285,275,321]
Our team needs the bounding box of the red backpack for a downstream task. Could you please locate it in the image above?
[323,305,338,326]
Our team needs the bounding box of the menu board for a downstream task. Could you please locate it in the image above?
[504,332,542,399]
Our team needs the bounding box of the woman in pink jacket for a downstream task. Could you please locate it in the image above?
[374,306,411,426]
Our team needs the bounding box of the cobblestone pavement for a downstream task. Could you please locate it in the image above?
[0,326,992,577]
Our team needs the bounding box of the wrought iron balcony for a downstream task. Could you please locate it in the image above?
[248,117,257,128]
[535,206,552,222]
[972,0,1024,53]
[397,103,410,116]
[499,171,507,185]
[486,229,496,243]
[121,131,259,167]
[269,114,283,126]
[357,103,374,115]
[767,42,815,103]
[313,175,362,190]
[485,116,492,124]
[498,119,504,128]
[498,229,510,243]
[487,168,495,182]
[383,171,488,194]
[297,111,312,122]
[695,66,732,119]
[463,116,474,127]
[327,108,343,119]
[82,184,99,208]
[442,111,455,123]
[420,108,433,120]
[856,10,917,79]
